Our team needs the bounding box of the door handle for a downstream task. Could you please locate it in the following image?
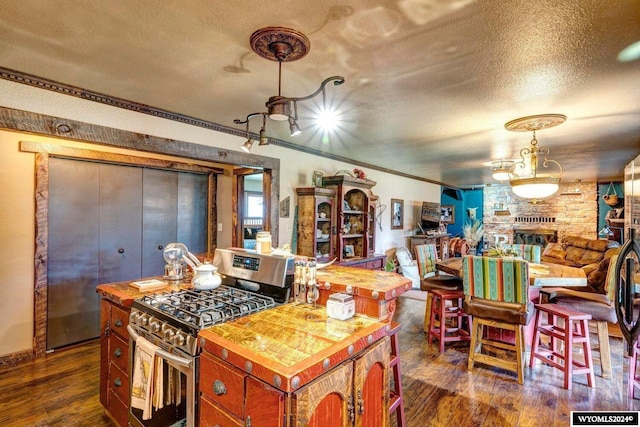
[117,248,125,254]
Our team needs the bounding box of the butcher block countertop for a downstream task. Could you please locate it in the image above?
[198,303,390,393]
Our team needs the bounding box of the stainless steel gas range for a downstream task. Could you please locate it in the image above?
[127,248,294,427]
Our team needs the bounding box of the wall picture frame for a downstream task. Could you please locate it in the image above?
[279,196,290,218]
[312,170,323,187]
[440,205,455,224]
[391,198,403,229]
[344,244,355,258]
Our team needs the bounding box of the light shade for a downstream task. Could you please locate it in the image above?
[491,161,512,181]
[289,117,302,136]
[267,96,291,121]
[510,177,560,199]
[241,139,254,153]
[492,169,510,181]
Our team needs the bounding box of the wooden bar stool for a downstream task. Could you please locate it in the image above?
[529,303,595,389]
[428,288,471,353]
[388,321,406,427]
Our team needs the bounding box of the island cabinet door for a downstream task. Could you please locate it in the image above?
[244,376,286,427]
[353,337,390,427]
[291,362,353,427]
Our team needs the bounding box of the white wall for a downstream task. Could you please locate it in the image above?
[0,79,440,357]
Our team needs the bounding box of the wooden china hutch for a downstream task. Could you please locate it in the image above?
[296,175,385,270]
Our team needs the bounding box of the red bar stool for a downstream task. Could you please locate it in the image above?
[388,321,406,427]
[428,288,471,353]
[529,303,595,389]
[629,339,640,399]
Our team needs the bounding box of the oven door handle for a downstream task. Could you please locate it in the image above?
[127,324,193,369]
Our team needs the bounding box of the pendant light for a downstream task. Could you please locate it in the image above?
[505,114,565,200]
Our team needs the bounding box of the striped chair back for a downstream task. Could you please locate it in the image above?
[463,255,530,304]
[414,244,439,279]
[502,244,541,263]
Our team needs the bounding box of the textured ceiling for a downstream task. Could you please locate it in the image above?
[1,0,639,188]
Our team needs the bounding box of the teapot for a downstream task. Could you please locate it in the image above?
[191,261,222,290]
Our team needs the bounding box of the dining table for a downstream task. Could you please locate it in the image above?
[435,256,587,288]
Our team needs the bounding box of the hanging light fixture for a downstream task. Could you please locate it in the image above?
[505,114,566,200]
[234,27,345,152]
[490,160,513,182]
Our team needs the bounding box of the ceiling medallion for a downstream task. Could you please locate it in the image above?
[504,114,567,132]
[505,114,565,200]
[249,27,310,62]
[235,27,345,153]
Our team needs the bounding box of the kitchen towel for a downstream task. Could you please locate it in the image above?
[131,336,159,420]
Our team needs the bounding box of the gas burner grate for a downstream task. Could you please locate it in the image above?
[135,285,276,329]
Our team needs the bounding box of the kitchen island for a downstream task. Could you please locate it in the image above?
[96,265,410,426]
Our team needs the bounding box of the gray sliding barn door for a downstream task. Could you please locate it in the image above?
[98,163,144,283]
[47,158,101,349]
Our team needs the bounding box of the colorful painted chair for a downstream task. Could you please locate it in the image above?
[462,256,534,384]
[501,244,541,263]
[414,244,463,334]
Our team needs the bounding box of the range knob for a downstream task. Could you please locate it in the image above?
[149,320,161,333]
[174,332,186,346]
[133,312,149,326]
[163,329,175,341]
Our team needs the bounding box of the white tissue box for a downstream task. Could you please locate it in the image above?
[326,293,356,320]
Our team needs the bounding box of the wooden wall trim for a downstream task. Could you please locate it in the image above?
[0,105,280,170]
[0,349,33,369]
[208,174,218,254]
[20,141,224,174]
[34,153,48,358]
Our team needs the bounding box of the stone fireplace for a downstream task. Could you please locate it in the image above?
[483,181,598,249]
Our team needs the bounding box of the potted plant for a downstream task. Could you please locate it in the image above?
[462,220,484,255]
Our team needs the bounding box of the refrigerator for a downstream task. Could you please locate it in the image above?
[615,152,640,353]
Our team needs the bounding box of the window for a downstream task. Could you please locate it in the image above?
[246,191,264,218]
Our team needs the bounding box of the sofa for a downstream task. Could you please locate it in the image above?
[540,235,620,294]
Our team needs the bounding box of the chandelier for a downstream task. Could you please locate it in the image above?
[505,114,566,199]
[234,27,345,152]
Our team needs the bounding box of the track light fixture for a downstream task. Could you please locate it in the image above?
[234,27,345,152]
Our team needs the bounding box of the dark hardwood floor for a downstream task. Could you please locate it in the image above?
[0,339,115,427]
[1,294,639,426]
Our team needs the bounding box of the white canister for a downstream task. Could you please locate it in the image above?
[326,293,356,320]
